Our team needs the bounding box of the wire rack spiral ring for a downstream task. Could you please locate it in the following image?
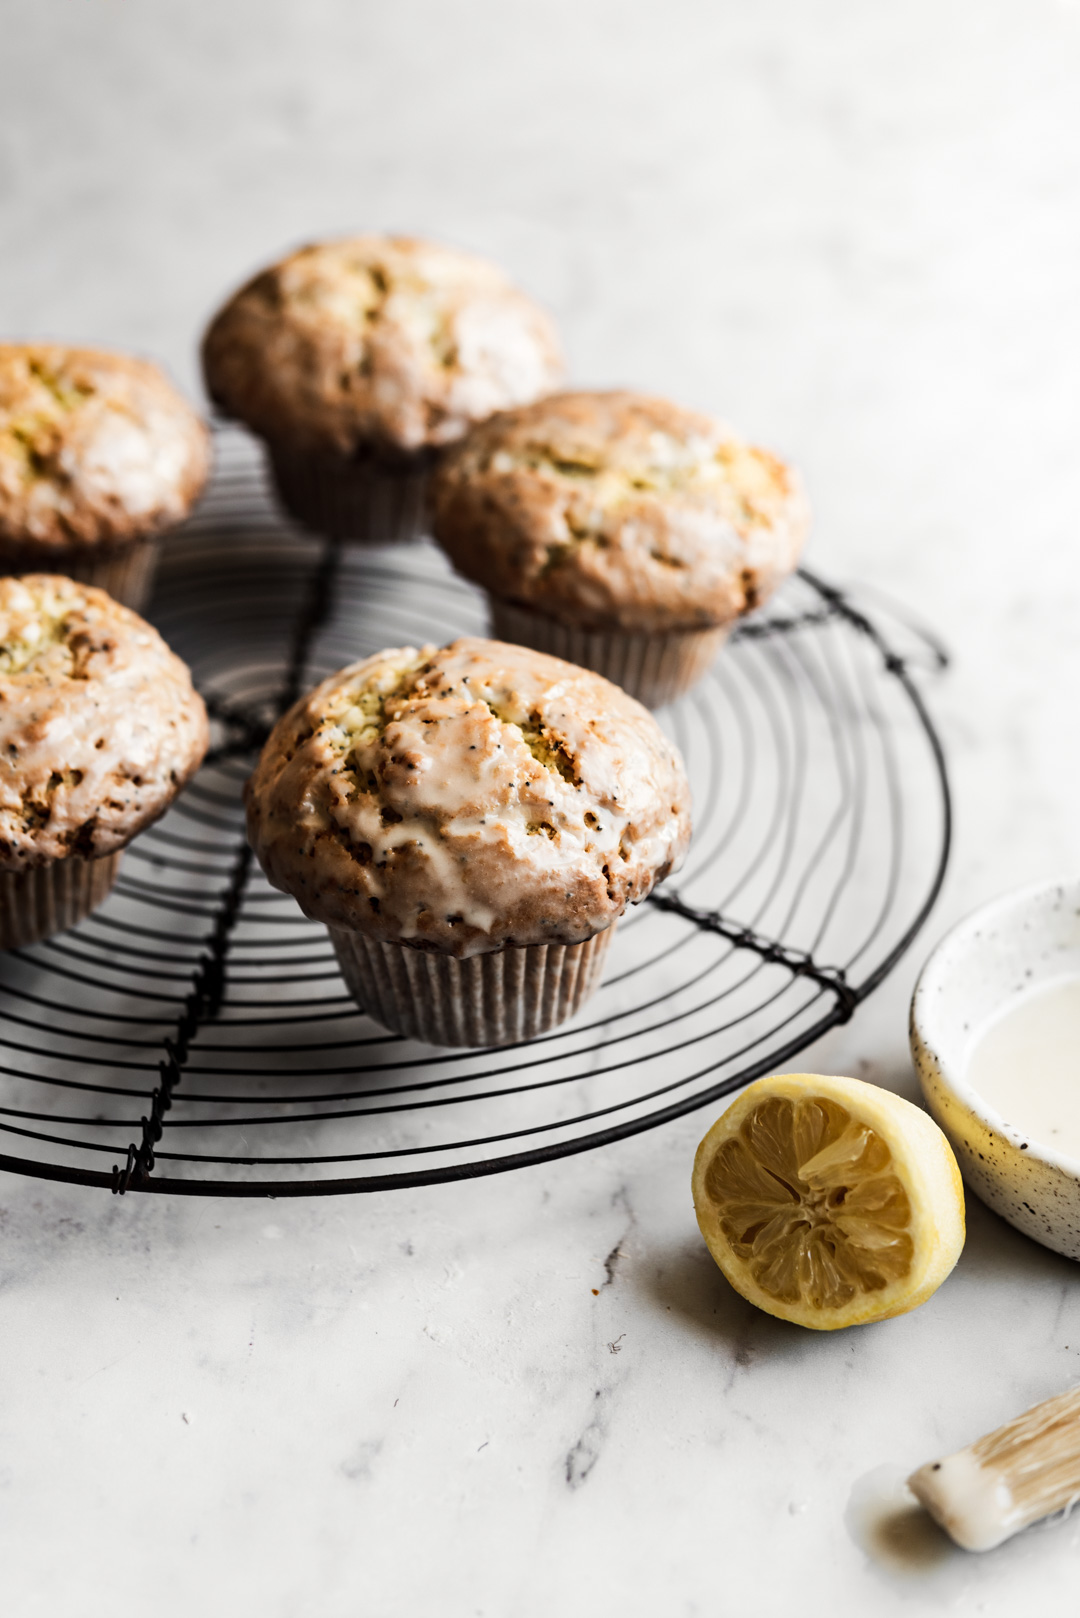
[0,429,951,1197]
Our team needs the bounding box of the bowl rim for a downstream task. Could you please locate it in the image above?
[911,876,1080,1180]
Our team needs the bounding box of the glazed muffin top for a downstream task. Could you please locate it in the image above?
[0,345,210,553]
[0,576,209,871]
[431,390,809,633]
[202,236,565,459]
[246,637,691,957]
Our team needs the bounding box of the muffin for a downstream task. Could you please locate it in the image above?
[246,637,691,1047]
[431,390,809,707]
[0,344,211,610]
[0,575,209,948]
[202,236,565,545]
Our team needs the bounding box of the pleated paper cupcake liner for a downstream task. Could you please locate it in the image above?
[267,442,432,545]
[0,540,160,611]
[488,595,729,709]
[0,850,123,951]
[329,924,615,1047]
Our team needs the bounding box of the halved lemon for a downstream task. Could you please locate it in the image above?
[692,1073,965,1330]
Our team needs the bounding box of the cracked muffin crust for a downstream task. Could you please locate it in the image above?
[431,390,809,633]
[246,637,691,958]
[0,575,209,870]
[0,345,210,553]
[202,236,565,458]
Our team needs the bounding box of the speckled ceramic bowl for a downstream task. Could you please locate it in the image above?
[910,878,1080,1261]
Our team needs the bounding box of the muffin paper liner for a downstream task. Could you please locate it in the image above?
[0,541,160,611]
[488,596,729,709]
[328,925,615,1047]
[0,851,123,951]
[63,542,160,610]
[267,443,431,545]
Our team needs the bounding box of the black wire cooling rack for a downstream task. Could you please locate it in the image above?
[0,428,951,1197]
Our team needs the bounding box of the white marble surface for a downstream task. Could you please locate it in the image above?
[4,1,1080,1611]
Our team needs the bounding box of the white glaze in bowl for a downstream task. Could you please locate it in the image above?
[910,878,1080,1260]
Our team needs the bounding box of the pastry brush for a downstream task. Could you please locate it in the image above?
[908,1384,1080,1551]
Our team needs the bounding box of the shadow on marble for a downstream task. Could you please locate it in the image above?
[950,1179,1078,1289]
[846,1457,1080,1608]
[634,1233,814,1360]
[847,1463,954,1570]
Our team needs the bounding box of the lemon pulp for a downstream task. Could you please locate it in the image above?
[706,1094,913,1309]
